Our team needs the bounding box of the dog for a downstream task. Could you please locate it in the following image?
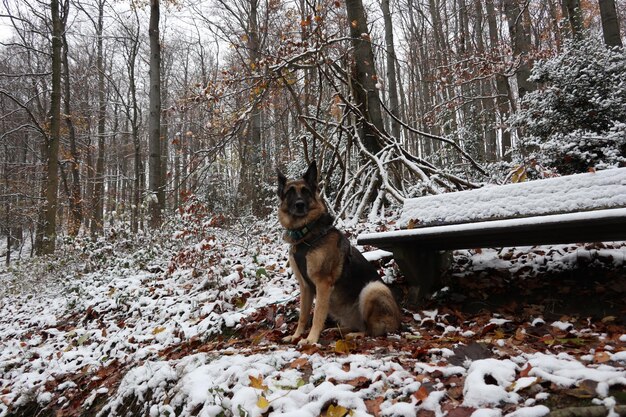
[277,160,401,345]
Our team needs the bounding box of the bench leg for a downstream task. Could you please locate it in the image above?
[392,247,451,306]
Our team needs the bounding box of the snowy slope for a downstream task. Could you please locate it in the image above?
[1,220,625,417]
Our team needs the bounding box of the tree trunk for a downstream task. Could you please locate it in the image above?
[486,0,513,160]
[39,0,62,255]
[598,0,623,48]
[148,0,163,228]
[380,0,402,141]
[475,0,494,161]
[61,7,82,237]
[564,0,584,39]
[547,0,563,52]
[503,0,535,102]
[161,56,169,213]
[345,0,386,154]
[242,0,264,213]
[92,0,106,238]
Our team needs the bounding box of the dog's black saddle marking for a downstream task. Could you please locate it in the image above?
[291,213,380,299]
[291,213,335,289]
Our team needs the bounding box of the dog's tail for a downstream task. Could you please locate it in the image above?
[359,281,401,336]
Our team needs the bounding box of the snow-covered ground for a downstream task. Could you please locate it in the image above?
[0,217,625,417]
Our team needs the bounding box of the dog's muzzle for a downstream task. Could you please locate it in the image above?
[292,199,307,216]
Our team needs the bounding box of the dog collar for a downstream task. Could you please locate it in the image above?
[284,213,335,244]
[284,224,313,241]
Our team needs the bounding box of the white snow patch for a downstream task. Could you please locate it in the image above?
[463,359,519,408]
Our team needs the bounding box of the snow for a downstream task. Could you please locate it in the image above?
[550,321,573,331]
[398,167,626,228]
[362,249,393,262]
[504,405,550,417]
[360,207,626,243]
[1,220,625,417]
[463,359,520,408]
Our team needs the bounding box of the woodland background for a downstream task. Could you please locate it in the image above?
[0,0,625,261]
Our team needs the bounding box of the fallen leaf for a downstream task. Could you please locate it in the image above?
[345,376,370,388]
[335,339,355,354]
[594,351,611,363]
[365,396,384,416]
[519,364,533,377]
[445,407,476,417]
[413,385,429,402]
[152,326,166,335]
[289,357,310,370]
[256,395,269,408]
[327,404,350,417]
[249,374,268,392]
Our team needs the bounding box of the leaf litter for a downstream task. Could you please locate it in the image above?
[0,218,625,417]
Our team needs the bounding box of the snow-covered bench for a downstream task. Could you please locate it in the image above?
[357,168,626,304]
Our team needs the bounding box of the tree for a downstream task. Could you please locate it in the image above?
[599,0,623,48]
[564,0,584,39]
[503,0,535,102]
[345,0,386,154]
[60,0,82,237]
[38,0,63,254]
[148,0,164,228]
[380,0,402,141]
[92,0,106,237]
[513,37,626,174]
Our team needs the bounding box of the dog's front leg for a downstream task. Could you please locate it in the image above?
[283,280,313,343]
[299,280,331,345]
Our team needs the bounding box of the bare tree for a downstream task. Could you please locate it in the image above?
[380,0,402,141]
[92,0,106,236]
[148,0,164,228]
[599,0,623,48]
[38,0,63,254]
[503,0,535,102]
[345,0,386,154]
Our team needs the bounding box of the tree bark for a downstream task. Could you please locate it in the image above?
[380,0,402,141]
[564,0,584,39]
[61,2,82,237]
[39,0,63,254]
[345,0,386,154]
[598,0,623,48]
[148,0,163,228]
[503,0,535,102]
[242,0,264,213]
[92,0,106,238]
[486,0,513,160]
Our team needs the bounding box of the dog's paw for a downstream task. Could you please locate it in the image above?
[297,337,319,346]
[346,332,365,340]
[282,334,299,343]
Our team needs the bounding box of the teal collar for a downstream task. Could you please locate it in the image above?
[285,223,314,241]
[284,213,335,244]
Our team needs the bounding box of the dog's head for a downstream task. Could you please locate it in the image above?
[277,161,326,229]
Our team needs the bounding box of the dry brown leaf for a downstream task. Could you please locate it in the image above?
[249,374,268,392]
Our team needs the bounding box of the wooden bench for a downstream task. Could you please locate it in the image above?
[357,168,626,304]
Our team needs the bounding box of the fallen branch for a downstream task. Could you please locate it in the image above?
[549,405,626,417]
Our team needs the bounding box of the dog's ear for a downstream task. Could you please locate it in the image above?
[303,160,318,191]
[277,169,287,198]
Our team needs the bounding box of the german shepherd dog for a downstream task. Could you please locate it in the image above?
[277,161,401,345]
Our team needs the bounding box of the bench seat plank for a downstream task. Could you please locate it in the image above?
[398,168,626,228]
[358,207,626,251]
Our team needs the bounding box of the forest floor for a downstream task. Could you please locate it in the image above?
[0,215,625,417]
